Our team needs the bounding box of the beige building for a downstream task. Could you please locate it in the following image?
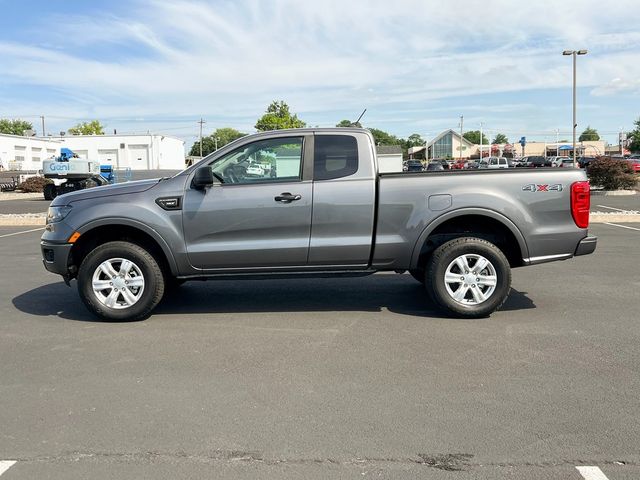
[408,130,605,160]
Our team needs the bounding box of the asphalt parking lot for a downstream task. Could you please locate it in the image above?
[1,222,639,479]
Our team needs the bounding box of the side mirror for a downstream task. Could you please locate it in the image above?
[193,166,214,189]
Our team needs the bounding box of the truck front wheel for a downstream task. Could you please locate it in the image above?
[425,237,511,318]
[77,241,165,321]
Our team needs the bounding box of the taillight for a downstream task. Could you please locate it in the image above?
[571,181,590,228]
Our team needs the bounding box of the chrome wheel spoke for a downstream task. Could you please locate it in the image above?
[470,286,486,303]
[119,260,133,276]
[454,257,468,272]
[445,273,462,284]
[121,287,137,306]
[452,285,469,302]
[127,277,144,288]
[104,289,119,308]
[474,257,489,273]
[477,275,497,287]
[92,280,112,291]
[100,262,118,278]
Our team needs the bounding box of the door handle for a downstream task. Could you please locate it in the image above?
[274,192,302,203]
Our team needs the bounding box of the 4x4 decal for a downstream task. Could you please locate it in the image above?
[522,184,563,192]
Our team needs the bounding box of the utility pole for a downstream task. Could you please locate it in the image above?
[563,49,587,168]
[479,122,484,160]
[197,118,206,158]
[459,115,464,161]
[556,128,560,156]
[40,115,45,137]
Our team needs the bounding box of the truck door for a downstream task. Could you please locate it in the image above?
[308,133,376,267]
[182,135,312,270]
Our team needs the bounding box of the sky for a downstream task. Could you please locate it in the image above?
[1,0,639,150]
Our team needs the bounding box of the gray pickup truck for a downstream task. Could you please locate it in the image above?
[41,128,596,321]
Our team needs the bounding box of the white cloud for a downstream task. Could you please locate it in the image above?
[1,0,639,140]
[591,77,640,96]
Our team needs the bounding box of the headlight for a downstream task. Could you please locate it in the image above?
[46,205,72,224]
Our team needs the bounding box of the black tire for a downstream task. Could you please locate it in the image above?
[43,183,57,201]
[77,241,165,321]
[408,268,425,284]
[425,237,511,318]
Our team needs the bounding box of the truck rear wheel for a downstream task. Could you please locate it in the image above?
[43,183,57,201]
[425,237,511,318]
[77,241,165,321]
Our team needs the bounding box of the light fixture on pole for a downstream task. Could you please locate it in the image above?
[562,49,587,168]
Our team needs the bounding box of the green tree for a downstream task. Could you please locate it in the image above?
[492,133,509,144]
[579,126,600,141]
[336,119,362,128]
[368,128,401,146]
[255,101,306,131]
[405,133,425,147]
[0,118,33,135]
[626,118,640,152]
[462,130,489,145]
[68,120,105,135]
[189,127,247,157]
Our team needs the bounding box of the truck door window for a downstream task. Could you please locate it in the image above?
[314,135,358,181]
[209,137,304,184]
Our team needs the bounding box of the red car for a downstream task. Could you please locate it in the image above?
[627,158,640,173]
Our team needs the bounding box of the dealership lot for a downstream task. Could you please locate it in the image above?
[0,222,639,479]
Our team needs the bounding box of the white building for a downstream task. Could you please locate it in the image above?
[0,134,61,171]
[50,134,185,170]
[0,133,185,171]
[376,145,403,173]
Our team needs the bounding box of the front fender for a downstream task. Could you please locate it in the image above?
[76,217,180,275]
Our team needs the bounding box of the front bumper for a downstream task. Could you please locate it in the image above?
[574,235,597,256]
[41,241,73,278]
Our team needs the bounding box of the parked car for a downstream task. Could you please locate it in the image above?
[425,162,444,171]
[548,156,568,167]
[479,156,509,169]
[559,158,575,168]
[245,163,265,177]
[577,156,596,168]
[41,127,596,321]
[627,158,640,173]
[405,160,424,172]
[528,156,551,168]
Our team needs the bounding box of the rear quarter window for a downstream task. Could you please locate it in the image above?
[314,135,358,181]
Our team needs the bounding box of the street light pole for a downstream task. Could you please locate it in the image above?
[563,50,587,168]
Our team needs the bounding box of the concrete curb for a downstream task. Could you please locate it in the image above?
[591,190,637,196]
[0,215,46,226]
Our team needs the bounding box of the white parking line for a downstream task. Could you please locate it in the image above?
[604,222,640,231]
[0,227,44,238]
[0,461,16,476]
[576,466,609,479]
[596,205,632,212]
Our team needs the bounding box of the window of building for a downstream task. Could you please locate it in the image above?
[314,135,358,181]
[432,133,453,159]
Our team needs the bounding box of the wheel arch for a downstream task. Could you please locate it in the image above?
[70,219,178,277]
[410,208,529,270]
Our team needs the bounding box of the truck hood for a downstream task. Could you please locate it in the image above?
[50,179,160,206]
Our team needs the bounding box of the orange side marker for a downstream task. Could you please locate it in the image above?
[68,232,81,243]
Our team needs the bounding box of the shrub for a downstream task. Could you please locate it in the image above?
[18,176,53,193]
[587,157,637,190]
